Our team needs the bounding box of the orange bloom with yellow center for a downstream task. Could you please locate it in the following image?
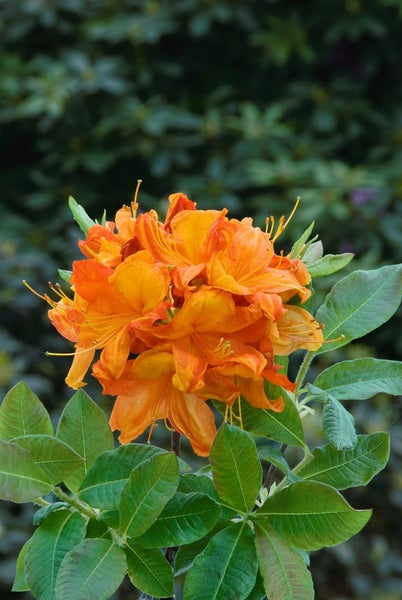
[35,191,323,456]
[48,250,170,389]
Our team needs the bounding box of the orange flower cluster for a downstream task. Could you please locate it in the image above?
[45,193,323,455]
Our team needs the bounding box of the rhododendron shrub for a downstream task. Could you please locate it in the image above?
[0,189,401,600]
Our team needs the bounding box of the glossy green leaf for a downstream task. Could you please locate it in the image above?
[315,264,402,354]
[178,473,219,500]
[241,396,306,449]
[118,452,179,538]
[255,522,314,600]
[255,481,371,551]
[314,358,402,400]
[133,492,221,548]
[183,522,258,600]
[323,396,357,449]
[85,518,110,540]
[174,520,228,577]
[12,538,30,592]
[247,573,267,600]
[68,195,95,234]
[289,222,316,259]
[257,445,292,477]
[33,502,69,526]
[25,510,86,600]
[56,538,126,600]
[56,390,114,492]
[98,509,119,529]
[210,423,261,513]
[0,382,53,440]
[0,440,53,502]
[78,444,164,510]
[306,252,354,278]
[125,542,173,598]
[295,433,390,489]
[10,435,83,484]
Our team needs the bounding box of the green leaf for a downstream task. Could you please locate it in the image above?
[68,195,95,235]
[315,264,402,354]
[323,396,357,449]
[78,444,164,510]
[210,423,262,513]
[57,269,72,283]
[247,573,267,600]
[174,521,228,577]
[255,522,314,600]
[12,538,31,592]
[118,452,179,538]
[184,522,258,600]
[241,396,306,449]
[125,542,173,599]
[56,538,126,600]
[289,222,316,259]
[0,382,53,440]
[25,510,86,600]
[33,502,69,526]
[56,390,114,492]
[97,509,120,529]
[85,518,110,540]
[306,253,354,278]
[178,473,220,500]
[255,481,371,551]
[10,435,83,485]
[133,492,221,548]
[257,444,292,477]
[314,358,402,400]
[295,433,390,490]
[0,440,53,502]
[301,239,323,263]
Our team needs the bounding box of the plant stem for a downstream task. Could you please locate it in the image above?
[263,444,287,490]
[33,497,51,507]
[53,486,98,520]
[295,350,316,397]
[171,430,181,457]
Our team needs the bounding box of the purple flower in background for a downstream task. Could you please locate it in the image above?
[349,188,378,206]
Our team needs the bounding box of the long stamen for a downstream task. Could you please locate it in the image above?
[131,179,142,217]
[147,419,158,443]
[269,196,301,243]
[48,282,69,300]
[164,418,175,432]
[22,280,58,308]
[236,395,243,429]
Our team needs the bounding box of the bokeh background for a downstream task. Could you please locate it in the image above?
[0,1,401,598]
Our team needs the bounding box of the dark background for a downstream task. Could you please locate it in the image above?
[0,1,401,598]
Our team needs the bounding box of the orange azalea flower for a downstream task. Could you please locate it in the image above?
[49,250,170,389]
[268,305,324,355]
[134,286,266,393]
[103,347,217,457]
[78,203,137,268]
[135,195,228,294]
[33,190,326,456]
[206,217,310,305]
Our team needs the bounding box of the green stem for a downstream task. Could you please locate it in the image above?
[291,452,315,476]
[294,350,316,398]
[33,497,51,507]
[53,486,98,520]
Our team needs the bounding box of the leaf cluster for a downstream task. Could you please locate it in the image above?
[0,384,389,600]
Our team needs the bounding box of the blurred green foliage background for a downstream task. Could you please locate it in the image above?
[0,1,401,598]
